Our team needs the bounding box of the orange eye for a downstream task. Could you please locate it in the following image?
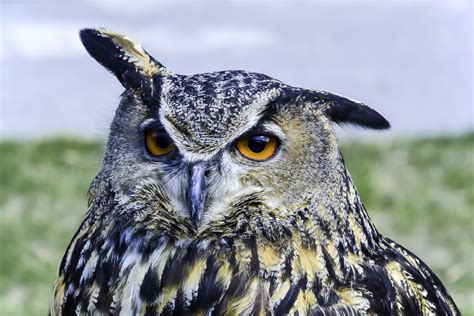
[236,135,279,161]
[145,130,176,156]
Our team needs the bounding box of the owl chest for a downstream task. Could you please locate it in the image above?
[104,238,373,315]
[57,226,383,315]
[112,240,276,314]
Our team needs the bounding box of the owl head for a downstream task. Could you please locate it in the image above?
[80,28,389,235]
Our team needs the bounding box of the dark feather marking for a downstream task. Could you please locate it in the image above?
[59,217,90,273]
[79,28,163,104]
[274,275,306,315]
[144,305,158,316]
[67,238,88,282]
[312,277,339,306]
[61,293,78,316]
[159,290,183,315]
[336,242,352,281]
[352,264,394,315]
[322,247,338,282]
[95,259,116,312]
[190,256,220,311]
[321,92,390,130]
[246,236,260,272]
[140,266,161,303]
[159,245,197,290]
[213,271,251,315]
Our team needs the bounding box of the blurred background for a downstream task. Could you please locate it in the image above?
[0,0,472,314]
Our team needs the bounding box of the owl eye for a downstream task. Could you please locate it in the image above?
[145,129,176,156]
[235,134,279,161]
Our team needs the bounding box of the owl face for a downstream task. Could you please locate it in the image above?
[81,28,389,231]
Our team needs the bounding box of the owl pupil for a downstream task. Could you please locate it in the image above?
[248,136,269,153]
[155,136,170,148]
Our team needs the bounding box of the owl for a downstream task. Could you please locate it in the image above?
[51,28,459,315]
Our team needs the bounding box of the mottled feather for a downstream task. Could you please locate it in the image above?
[52,28,459,316]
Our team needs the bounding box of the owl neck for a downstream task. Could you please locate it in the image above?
[84,160,383,290]
[188,157,382,262]
[87,155,381,258]
[306,157,382,257]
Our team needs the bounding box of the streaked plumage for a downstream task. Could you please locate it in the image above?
[51,28,459,315]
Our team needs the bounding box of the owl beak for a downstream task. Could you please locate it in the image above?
[187,162,207,227]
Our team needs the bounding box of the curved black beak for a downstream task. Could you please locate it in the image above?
[187,162,207,227]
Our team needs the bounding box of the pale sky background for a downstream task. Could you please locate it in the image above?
[0,0,472,139]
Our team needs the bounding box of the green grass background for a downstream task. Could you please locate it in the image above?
[0,133,473,315]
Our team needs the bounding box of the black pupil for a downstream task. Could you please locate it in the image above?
[248,135,269,153]
[155,135,170,149]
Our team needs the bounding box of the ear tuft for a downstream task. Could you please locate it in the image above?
[79,28,170,96]
[318,91,390,130]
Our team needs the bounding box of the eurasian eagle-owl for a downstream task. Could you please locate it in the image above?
[51,28,459,315]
